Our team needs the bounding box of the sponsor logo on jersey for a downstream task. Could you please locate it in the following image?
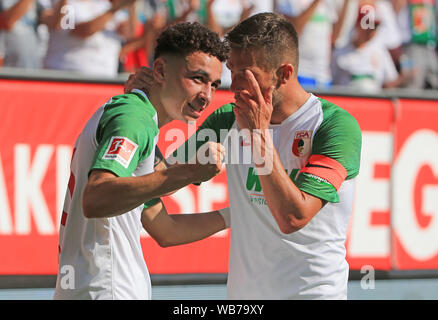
[246,167,300,192]
[103,136,138,168]
[246,167,300,205]
[292,130,312,157]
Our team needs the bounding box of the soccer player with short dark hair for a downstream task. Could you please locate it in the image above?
[54,22,229,300]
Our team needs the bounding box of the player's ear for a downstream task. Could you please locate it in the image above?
[276,64,294,84]
[153,58,166,84]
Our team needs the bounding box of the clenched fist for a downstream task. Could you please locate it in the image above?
[190,141,225,183]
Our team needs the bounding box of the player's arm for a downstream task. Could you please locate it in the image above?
[141,200,229,247]
[332,0,349,45]
[234,70,361,234]
[150,146,179,197]
[82,92,224,219]
[39,0,67,30]
[233,70,316,234]
[141,146,229,247]
[0,0,34,30]
[247,128,357,234]
[82,157,222,219]
[252,131,326,234]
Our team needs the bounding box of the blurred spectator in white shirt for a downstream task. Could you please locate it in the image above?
[332,4,412,92]
[391,0,438,89]
[335,0,403,63]
[246,0,273,15]
[42,0,136,77]
[274,0,349,89]
[0,0,48,68]
[208,0,255,37]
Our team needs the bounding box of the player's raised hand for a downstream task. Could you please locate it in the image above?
[124,67,154,94]
[234,69,274,131]
[190,141,225,182]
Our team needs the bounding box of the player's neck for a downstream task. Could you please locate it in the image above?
[270,82,311,124]
[146,85,172,128]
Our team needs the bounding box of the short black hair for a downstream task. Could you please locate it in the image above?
[225,12,299,72]
[154,22,229,62]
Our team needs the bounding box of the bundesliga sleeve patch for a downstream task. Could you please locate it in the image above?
[102,136,138,168]
[299,154,347,190]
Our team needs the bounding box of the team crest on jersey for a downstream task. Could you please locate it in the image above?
[292,130,312,157]
[103,136,138,168]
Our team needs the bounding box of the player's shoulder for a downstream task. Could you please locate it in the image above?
[201,103,236,131]
[317,97,350,119]
[316,97,361,134]
[106,91,155,114]
[102,91,158,130]
[209,103,235,117]
[312,97,362,179]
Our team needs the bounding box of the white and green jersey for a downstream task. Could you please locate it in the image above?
[177,94,361,299]
[54,90,158,300]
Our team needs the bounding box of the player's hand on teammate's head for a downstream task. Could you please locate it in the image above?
[191,141,225,183]
[124,73,135,94]
[124,67,154,95]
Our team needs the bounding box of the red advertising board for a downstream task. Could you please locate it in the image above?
[0,78,437,275]
[0,80,122,274]
[392,99,438,269]
[320,96,395,270]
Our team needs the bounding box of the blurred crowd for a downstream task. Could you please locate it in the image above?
[1,0,438,92]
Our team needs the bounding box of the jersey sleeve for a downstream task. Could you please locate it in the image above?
[295,101,362,203]
[90,100,157,178]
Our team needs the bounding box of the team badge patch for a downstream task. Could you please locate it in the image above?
[292,130,312,157]
[103,136,138,168]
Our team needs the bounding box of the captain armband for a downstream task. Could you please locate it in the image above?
[299,155,347,190]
